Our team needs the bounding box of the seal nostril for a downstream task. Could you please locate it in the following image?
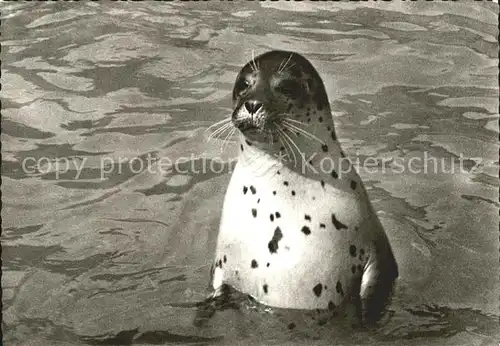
[244,101,263,114]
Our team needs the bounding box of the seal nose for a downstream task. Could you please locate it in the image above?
[244,100,263,115]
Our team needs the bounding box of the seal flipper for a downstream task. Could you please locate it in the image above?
[360,247,398,325]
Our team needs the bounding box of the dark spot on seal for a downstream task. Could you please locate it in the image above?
[351,265,356,274]
[218,259,223,268]
[251,208,257,217]
[240,144,244,151]
[266,262,270,267]
[250,185,256,194]
[243,186,248,194]
[321,144,328,152]
[308,160,313,165]
[223,255,227,263]
[313,283,323,297]
[280,146,285,151]
[354,226,359,232]
[287,323,296,330]
[340,151,346,158]
[284,181,289,186]
[349,245,357,257]
[327,126,331,131]
[350,180,357,190]
[251,259,258,268]
[273,190,276,195]
[319,223,326,228]
[245,140,252,146]
[301,226,311,235]
[318,116,323,123]
[328,301,336,310]
[336,281,344,296]
[331,213,348,230]
[331,131,336,141]
[291,190,296,196]
[277,170,281,175]
[320,180,325,188]
[305,214,311,221]
[268,226,283,254]
[257,198,260,204]
[263,284,268,294]
[331,169,338,179]
[270,214,275,221]
[275,212,281,218]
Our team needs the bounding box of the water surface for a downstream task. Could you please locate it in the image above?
[1,2,499,345]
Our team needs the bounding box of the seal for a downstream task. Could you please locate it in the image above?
[210,50,398,324]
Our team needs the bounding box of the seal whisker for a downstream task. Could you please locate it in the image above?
[280,120,318,141]
[279,53,294,73]
[212,119,239,143]
[281,117,310,127]
[275,129,292,163]
[251,49,259,72]
[207,122,233,140]
[248,56,256,73]
[206,117,232,133]
[279,123,316,172]
[277,56,287,74]
[279,124,311,169]
[277,126,298,166]
[211,126,234,148]
[208,122,234,141]
[279,128,298,166]
[220,127,238,153]
[249,50,259,72]
[281,120,326,146]
[208,125,230,142]
[268,128,274,148]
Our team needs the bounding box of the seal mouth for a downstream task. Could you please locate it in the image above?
[237,123,261,135]
[232,101,268,132]
[233,113,281,136]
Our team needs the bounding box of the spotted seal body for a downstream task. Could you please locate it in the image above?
[211,50,398,324]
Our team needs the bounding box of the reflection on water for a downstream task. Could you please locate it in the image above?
[1,1,499,345]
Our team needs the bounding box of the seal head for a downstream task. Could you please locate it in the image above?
[231,51,329,148]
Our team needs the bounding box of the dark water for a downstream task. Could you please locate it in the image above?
[1,2,499,345]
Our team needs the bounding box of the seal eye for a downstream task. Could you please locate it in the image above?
[276,80,303,99]
[235,79,251,94]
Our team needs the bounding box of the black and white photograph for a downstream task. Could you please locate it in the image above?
[1,1,499,345]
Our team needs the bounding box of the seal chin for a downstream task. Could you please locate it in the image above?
[238,125,269,143]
